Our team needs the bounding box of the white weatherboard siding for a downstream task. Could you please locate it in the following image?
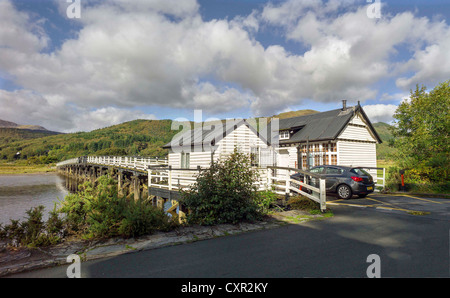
[216,124,268,159]
[168,124,268,169]
[338,125,377,142]
[337,141,377,180]
[349,113,366,126]
[168,151,180,168]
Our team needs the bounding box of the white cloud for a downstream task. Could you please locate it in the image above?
[363,104,398,123]
[0,0,449,132]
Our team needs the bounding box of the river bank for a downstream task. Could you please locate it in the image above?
[0,162,56,175]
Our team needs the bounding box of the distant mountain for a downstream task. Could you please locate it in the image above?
[271,109,319,119]
[0,119,19,128]
[0,119,63,147]
[0,119,50,131]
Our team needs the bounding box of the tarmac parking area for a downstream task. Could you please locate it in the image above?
[327,193,450,219]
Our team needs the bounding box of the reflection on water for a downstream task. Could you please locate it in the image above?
[0,174,70,224]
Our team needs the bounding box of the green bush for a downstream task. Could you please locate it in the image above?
[58,175,175,239]
[181,148,263,225]
[0,205,64,248]
[254,190,278,215]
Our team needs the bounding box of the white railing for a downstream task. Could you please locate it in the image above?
[148,166,201,191]
[267,166,327,212]
[148,165,327,212]
[56,157,84,167]
[358,167,385,191]
[56,155,168,171]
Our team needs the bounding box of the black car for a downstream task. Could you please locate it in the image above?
[291,165,375,200]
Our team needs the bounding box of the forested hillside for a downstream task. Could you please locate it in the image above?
[0,119,180,163]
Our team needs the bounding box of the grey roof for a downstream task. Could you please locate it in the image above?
[163,105,381,149]
[277,105,382,144]
[163,119,267,149]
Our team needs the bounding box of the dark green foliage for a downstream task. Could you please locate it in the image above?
[181,149,264,225]
[0,205,64,248]
[390,80,449,187]
[58,175,175,239]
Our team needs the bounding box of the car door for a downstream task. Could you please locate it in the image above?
[323,166,343,191]
[308,166,325,188]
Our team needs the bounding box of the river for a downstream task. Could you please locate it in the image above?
[0,173,69,225]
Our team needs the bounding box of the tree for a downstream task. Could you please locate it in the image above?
[391,80,449,184]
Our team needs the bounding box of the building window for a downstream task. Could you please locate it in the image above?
[331,155,337,165]
[314,154,320,166]
[181,152,190,169]
[279,130,290,140]
[250,147,259,167]
[330,143,337,152]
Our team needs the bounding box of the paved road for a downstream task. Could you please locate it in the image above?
[7,195,450,278]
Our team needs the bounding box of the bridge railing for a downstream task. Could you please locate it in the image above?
[56,155,168,171]
[148,165,327,212]
[87,156,167,171]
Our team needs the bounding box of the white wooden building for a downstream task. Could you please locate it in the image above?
[163,101,381,180]
[276,101,382,180]
[162,119,274,169]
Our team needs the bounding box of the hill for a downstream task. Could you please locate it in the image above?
[0,128,62,145]
[271,109,319,119]
[0,119,50,131]
[0,119,180,163]
[0,119,63,148]
[372,122,396,160]
[0,119,19,128]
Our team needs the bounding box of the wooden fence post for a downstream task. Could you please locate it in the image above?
[319,178,326,212]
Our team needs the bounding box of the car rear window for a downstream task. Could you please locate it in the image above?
[350,168,370,176]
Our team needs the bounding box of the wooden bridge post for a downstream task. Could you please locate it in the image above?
[133,175,140,201]
[117,170,124,196]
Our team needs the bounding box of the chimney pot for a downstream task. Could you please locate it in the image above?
[342,100,347,111]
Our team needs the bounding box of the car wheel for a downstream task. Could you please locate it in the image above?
[337,184,352,200]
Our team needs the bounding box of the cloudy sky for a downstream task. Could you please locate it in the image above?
[0,0,449,132]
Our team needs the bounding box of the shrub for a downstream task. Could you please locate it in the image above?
[0,205,64,248]
[254,190,278,215]
[58,175,175,239]
[181,148,262,225]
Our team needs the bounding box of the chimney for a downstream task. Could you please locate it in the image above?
[342,100,347,111]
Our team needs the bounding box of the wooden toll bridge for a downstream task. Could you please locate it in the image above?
[56,155,328,222]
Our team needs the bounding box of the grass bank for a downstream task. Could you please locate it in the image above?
[0,161,56,175]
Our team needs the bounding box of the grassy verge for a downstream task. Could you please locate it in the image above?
[0,161,56,175]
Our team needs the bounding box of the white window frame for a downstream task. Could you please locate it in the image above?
[180,152,190,169]
[279,130,290,140]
